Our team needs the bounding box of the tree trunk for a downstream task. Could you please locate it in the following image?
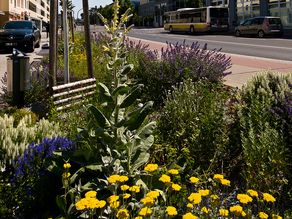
[82,0,94,78]
[49,0,58,92]
[70,11,75,42]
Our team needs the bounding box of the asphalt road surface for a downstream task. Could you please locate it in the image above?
[128,28,292,61]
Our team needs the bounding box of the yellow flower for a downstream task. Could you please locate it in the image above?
[123,193,131,199]
[118,175,129,183]
[230,205,243,216]
[219,209,229,217]
[259,212,269,219]
[182,212,198,219]
[75,197,106,210]
[96,200,106,208]
[272,214,283,219]
[168,169,179,175]
[241,211,247,217]
[63,162,71,169]
[146,190,160,199]
[121,185,130,191]
[108,174,120,184]
[247,189,258,197]
[166,206,178,216]
[159,174,171,184]
[187,203,193,208]
[129,185,140,193]
[144,164,158,172]
[198,189,210,196]
[188,193,202,204]
[201,206,209,214]
[171,183,182,191]
[116,209,129,219]
[189,177,199,183]
[85,191,97,198]
[211,194,219,200]
[62,172,71,178]
[220,179,231,186]
[110,201,120,209]
[237,194,253,204]
[108,195,119,203]
[102,45,110,52]
[262,193,276,203]
[139,207,152,216]
[135,217,143,219]
[213,174,224,180]
[141,196,155,206]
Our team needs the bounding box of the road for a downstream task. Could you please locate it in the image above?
[128,28,292,61]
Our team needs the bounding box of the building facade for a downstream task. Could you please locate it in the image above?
[139,0,292,28]
[0,0,50,29]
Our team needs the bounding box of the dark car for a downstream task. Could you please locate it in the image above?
[0,20,41,52]
[235,16,283,38]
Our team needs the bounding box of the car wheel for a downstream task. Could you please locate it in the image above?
[235,30,241,37]
[27,41,35,53]
[190,26,195,34]
[169,26,173,33]
[35,40,40,48]
[258,30,264,38]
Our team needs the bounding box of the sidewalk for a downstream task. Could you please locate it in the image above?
[128,36,292,88]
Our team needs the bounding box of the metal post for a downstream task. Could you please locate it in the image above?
[63,0,70,83]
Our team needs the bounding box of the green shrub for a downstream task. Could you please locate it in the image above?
[157,79,230,173]
[11,108,38,125]
[127,40,231,108]
[238,72,292,196]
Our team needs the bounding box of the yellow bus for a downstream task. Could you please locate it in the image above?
[164,6,229,33]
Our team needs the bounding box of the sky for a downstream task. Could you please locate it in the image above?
[72,0,113,18]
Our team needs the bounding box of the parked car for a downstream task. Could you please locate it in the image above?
[235,16,283,38]
[0,20,41,52]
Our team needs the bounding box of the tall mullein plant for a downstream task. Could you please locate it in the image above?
[83,0,155,175]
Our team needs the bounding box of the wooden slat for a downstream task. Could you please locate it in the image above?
[52,78,96,91]
[53,84,96,99]
[54,91,95,105]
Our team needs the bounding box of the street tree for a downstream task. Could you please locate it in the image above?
[83,0,94,78]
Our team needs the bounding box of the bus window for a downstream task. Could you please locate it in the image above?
[210,8,228,18]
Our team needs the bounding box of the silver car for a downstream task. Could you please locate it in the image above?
[235,16,283,38]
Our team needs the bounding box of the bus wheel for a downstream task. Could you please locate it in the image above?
[235,30,241,37]
[190,26,195,34]
[258,30,265,38]
[169,26,173,32]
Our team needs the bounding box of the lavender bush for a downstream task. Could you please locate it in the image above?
[3,137,75,218]
[127,40,231,107]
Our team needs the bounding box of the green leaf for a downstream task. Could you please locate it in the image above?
[120,84,143,108]
[112,84,129,97]
[70,167,85,184]
[98,83,113,102]
[89,105,110,128]
[119,64,134,76]
[85,164,103,172]
[131,151,150,172]
[56,195,66,214]
[124,101,154,130]
[137,122,156,138]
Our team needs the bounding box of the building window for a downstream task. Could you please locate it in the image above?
[29,2,37,12]
[41,10,45,16]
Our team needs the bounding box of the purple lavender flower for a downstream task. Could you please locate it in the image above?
[14,137,74,179]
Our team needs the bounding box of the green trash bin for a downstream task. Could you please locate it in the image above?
[7,49,30,107]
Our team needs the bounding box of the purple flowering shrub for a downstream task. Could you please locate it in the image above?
[15,137,74,178]
[127,40,231,107]
[5,137,75,218]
